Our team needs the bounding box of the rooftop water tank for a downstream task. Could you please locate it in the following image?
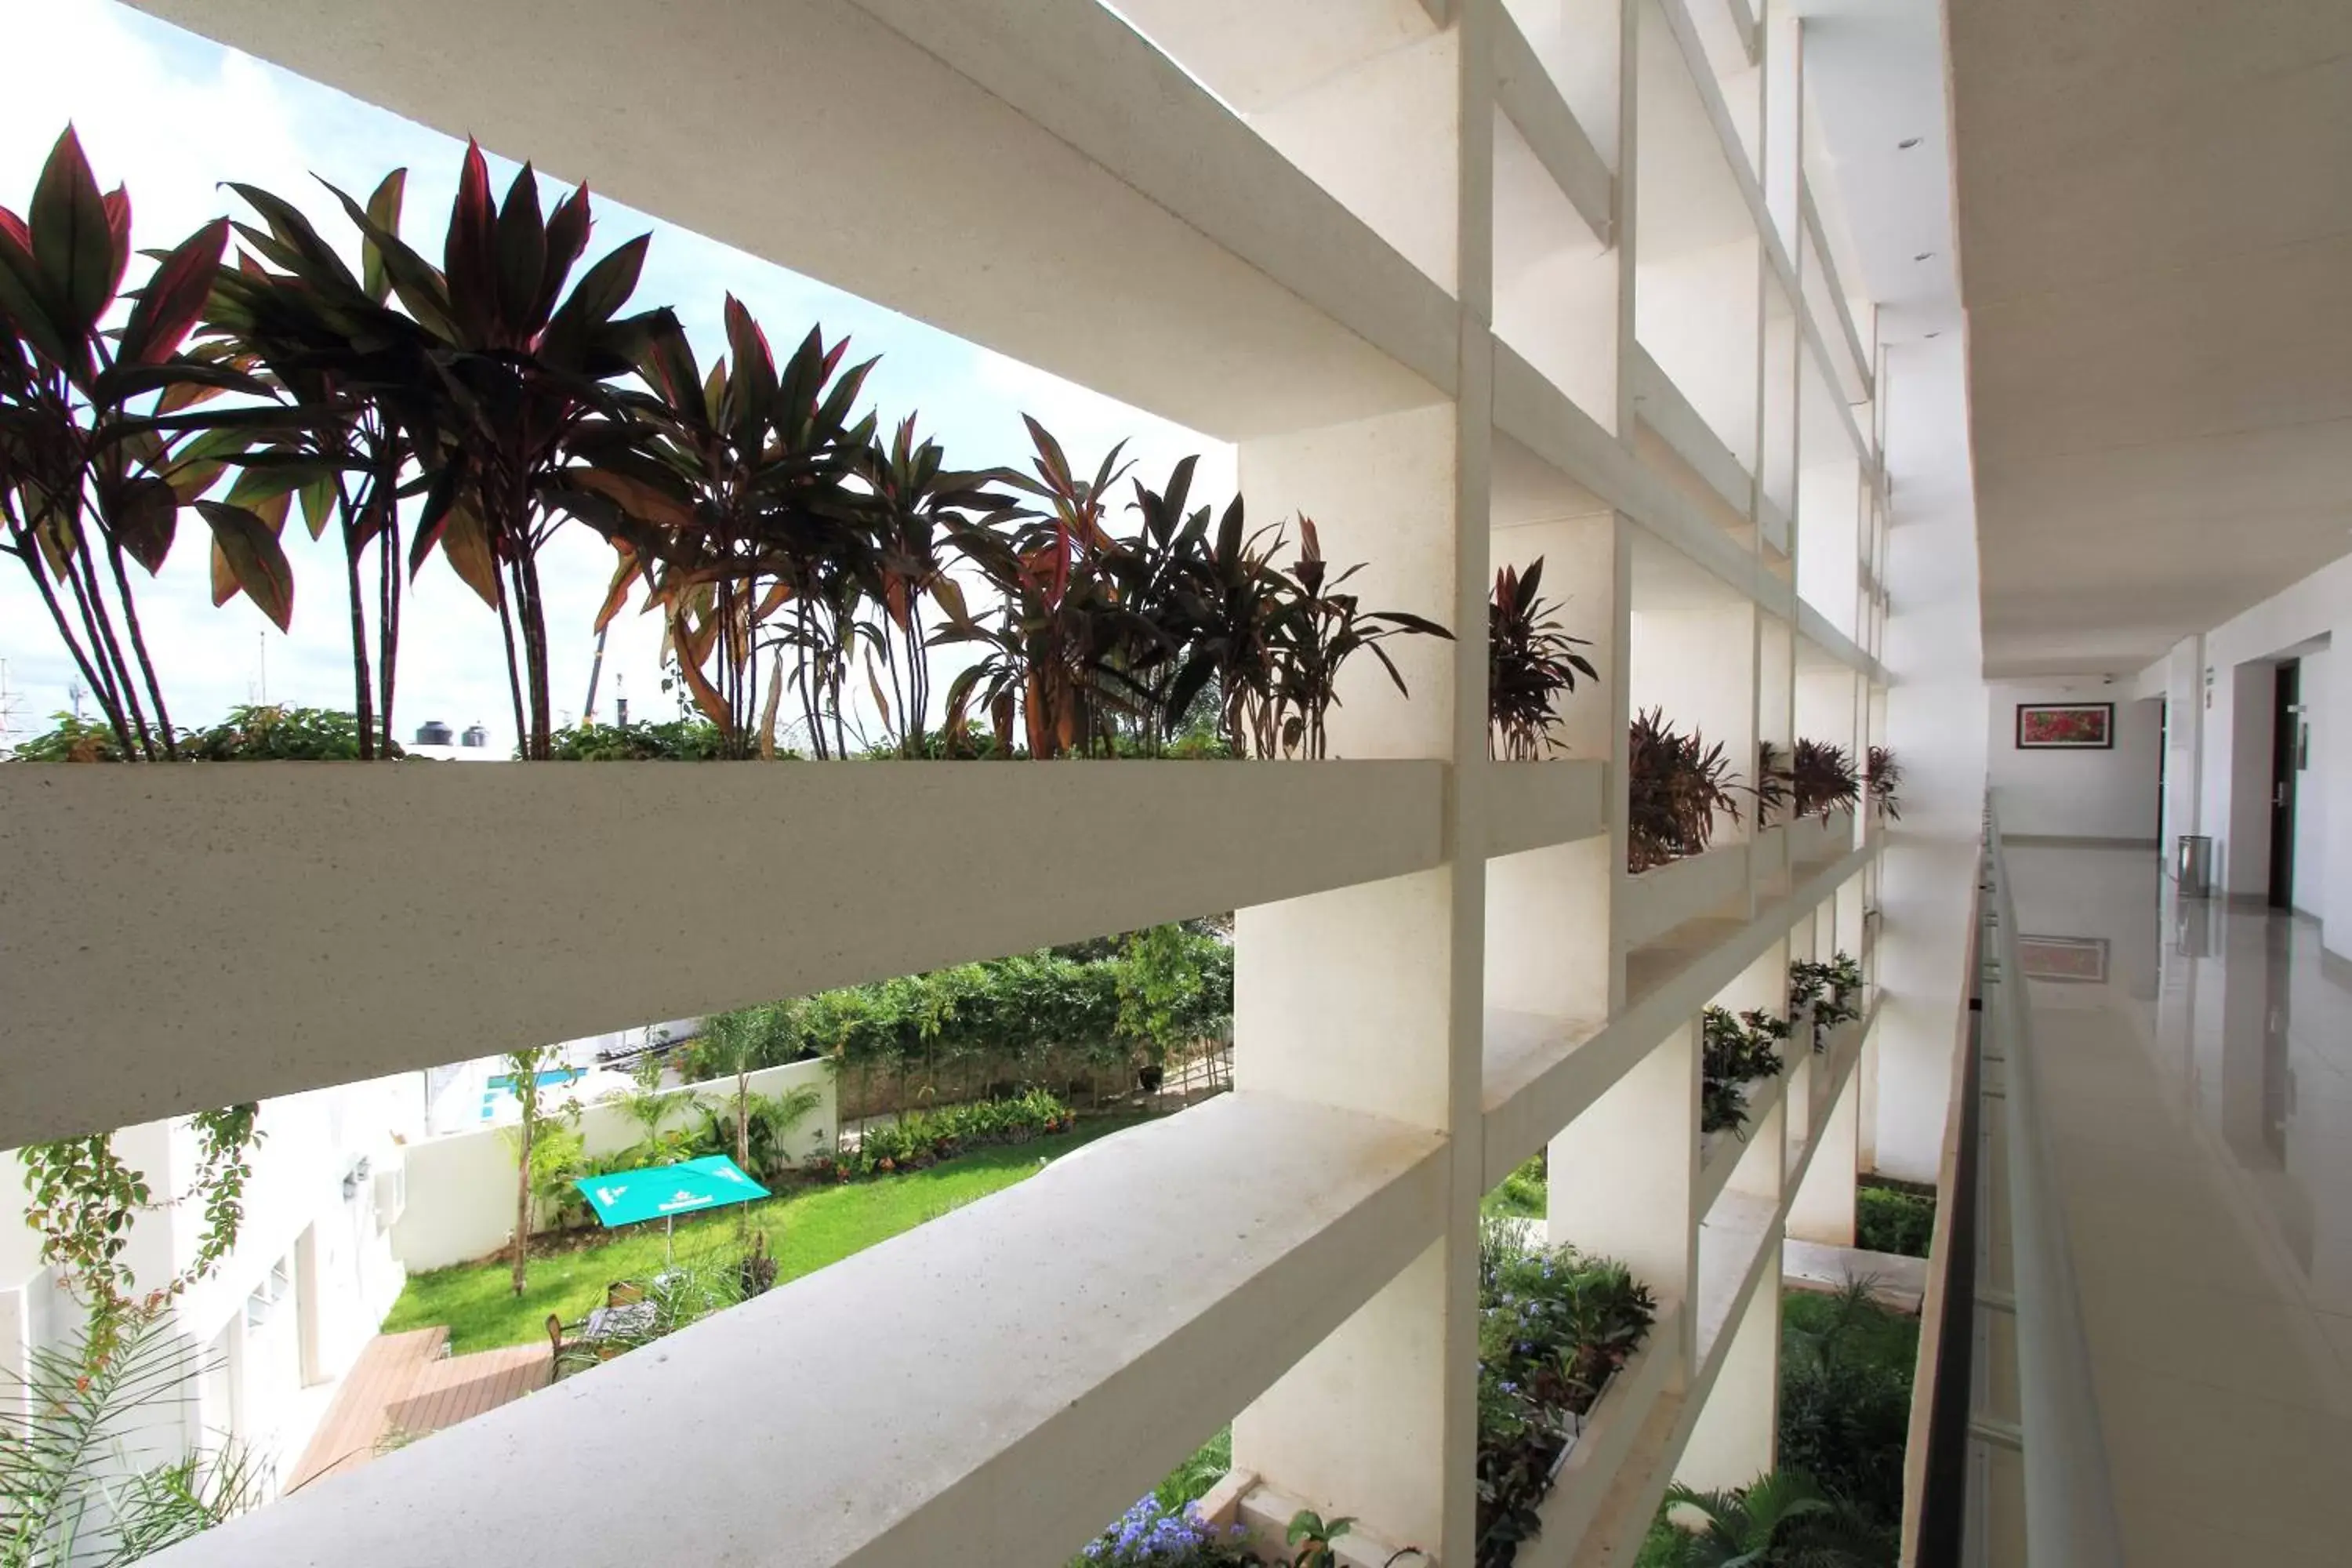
[461,723,488,749]
[416,720,454,746]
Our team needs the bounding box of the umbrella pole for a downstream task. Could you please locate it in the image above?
[666,1214,676,1272]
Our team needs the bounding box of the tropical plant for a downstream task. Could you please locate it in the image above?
[1263,517,1451,760]
[332,140,668,759]
[1475,1220,1657,1566]
[1074,1495,1260,1568]
[561,308,893,757]
[206,169,419,757]
[1788,739,1860,821]
[1488,557,1596,760]
[1864,746,1902,822]
[1642,1470,1889,1566]
[1627,709,1743,872]
[0,128,294,762]
[0,1316,269,1568]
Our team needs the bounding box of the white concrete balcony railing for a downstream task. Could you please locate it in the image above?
[0,760,1442,1148]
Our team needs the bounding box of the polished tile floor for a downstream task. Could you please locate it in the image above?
[2005,843,2352,1566]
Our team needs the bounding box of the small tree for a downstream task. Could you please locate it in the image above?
[500,1046,556,1297]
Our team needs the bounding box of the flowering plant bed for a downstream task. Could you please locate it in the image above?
[1475,1222,1657,1566]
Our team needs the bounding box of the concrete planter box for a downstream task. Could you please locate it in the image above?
[0,759,1443,1147]
[1515,1306,1682,1566]
[1620,840,1748,951]
[1751,822,1788,887]
[1787,810,1856,868]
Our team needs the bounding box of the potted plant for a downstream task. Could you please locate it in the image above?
[1487,556,1596,760]
[1627,709,1744,872]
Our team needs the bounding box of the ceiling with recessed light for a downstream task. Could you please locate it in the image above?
[1948,0,2352,678]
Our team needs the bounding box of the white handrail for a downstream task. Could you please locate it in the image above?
[1980,809,2125,1566]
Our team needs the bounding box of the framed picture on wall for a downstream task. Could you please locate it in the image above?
[2016,702,2114,750]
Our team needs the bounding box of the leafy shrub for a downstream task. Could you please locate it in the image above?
[680,928,1233,1116]
[1476,1221,1657,1566]
[1855,1181,1935,1259]
[543,719,738,760]
[1778,1284,1918,1529]
[1628,709,1744,872]
[822,1090,1075,1181]
[9,705,397,761]
[1700,1007,1787,1137]
[1788,954,1863,1054]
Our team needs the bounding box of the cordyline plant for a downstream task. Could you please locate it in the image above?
[1753,739,1791,827]
[1789,738,1860,820]
[205,169,421,757]
[1626,708,1743,872]
[0,128,296,761]
[334,140,668,760]
[1487,556,1595,760]
[561,305,909,758]
[1866,743,1903,820]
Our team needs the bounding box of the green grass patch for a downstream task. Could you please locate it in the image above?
[387,1116,1146,1354]
[1481,1152,1547,1221]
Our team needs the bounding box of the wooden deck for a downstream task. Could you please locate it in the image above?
[286,1328,551,1494]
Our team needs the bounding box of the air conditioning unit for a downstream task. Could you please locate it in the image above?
[373,1164,407,1229]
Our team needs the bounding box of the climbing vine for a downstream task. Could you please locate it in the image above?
[19,1105,263,1362]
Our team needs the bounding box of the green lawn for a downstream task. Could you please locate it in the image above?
[387,1116,1147,1354]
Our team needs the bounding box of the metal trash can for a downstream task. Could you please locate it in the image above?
[2175,834,2213,896]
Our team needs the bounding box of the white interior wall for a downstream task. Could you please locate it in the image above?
[1984,681,2161,841]
[2137,550,2352,958]
[1874,337,1987,1183]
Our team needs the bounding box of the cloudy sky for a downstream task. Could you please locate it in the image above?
[0,0,1236,754]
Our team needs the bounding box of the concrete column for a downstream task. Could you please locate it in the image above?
[1789,1060,1859,1244]
[1549,1022,1699,1354]
[1676,1245,1781,1491]
[1232,9,1493,1556]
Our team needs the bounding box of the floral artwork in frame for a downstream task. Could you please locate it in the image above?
[2016,702,2113,750]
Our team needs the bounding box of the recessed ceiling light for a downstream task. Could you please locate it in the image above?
[1898,137,1922,150]
[1926,331,1942,339]
[1914,251,1935,262]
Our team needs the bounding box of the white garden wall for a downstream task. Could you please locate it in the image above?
[391,1057,835,1272]
[1985,680,2160,841]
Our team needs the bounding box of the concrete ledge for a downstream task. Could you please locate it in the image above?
[0,760,1443,1147]
[146,1093,1449,1568]
[1517,1304,1684,1566]
[128,0,1453,441]
[1782,1241,1926,1313]
[1486,757,1610,859]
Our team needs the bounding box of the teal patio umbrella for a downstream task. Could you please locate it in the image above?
[572,1153,770,1268]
